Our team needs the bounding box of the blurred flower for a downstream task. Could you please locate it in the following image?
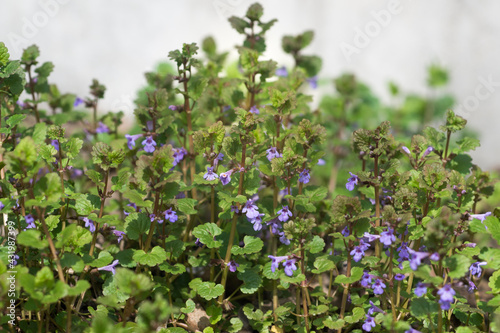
[172,147,188,166]
[307,76,318,89]
[227,260,239,272]
[249,105,260,114]
[203,167,219,181]
[25,214,36,229]
[279,231,291,245]
[95,122,110,134]
[242,199,259,219]
[362,315,376,332]
[249,213,264,231]
[299,169,310,184]
[414,282,427,297]
[51,139,59,151]
[430,252,440,261]
[112,230,125,243]
[83,217,95,233]
[164,208,178,223]
[168,105,178,111]
[284,259,297,276]
[74,97,84,107]
[372,279,386,295]
[350,246,365,262]
[422,146,434,157]
[341,226,350,237]
[142,136,157,153]
[277,205,292,222]
[346,172,359,191]
[361,271,372,288]
[408,249,429,271]
[380,227,396,246]
[268,255,288,272]
[125,134,143,150]
[220,170,233,185]
[437,284,455,310]
[469,261,487,278]
[275,66,288,77]
[394,273,405,281]
[402,146,411,155]
[98,259,119,275]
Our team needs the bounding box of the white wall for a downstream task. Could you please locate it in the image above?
[2,0,500,170]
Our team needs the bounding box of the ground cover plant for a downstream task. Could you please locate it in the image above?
[1,3,500,333]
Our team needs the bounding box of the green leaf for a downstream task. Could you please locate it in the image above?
[65,137,83,159]
[485,216,500,245]
[0,42,9,66]
[159,262,186,275]
[6,114,26,127]
[311,256,335,274]
[323,317,344,330]
[123,189,152,208]
[303,186,328,202]
[237,268,262,294]
[444,254,471,279]
[17,230,48,249]
[60,253,84,272]
[489,270,500,292]
[177,198,198,215]
[308,235,325,254]
[344,307,364,324]
[180,299,195,314]
[73,193,95,215]
[67,280,91,296]
[206,304,222,324]
[335,267,363,284]
[228,318,243,333]
[410,297,439,317]
[91,251,113,267]
[125,213,150,240]
[133,246,167,266]
[231,236,263,255]
[189,278,224,300]
[192,223,222,249]
[34,61,54,77]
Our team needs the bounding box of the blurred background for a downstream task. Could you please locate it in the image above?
[2,0,499,170]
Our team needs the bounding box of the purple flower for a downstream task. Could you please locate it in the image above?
[242,199,259,219]
[468,280,477,293]
[83,217,95,233]
[124,202,137,216]
[307,76,318,89]
[470,212,491,222]
[430,252,440,261]
[414,282,427,297]
[195,238,204,247]
[51,139,60,151]
[470,261,487,278]
[266,147,282,161]
[405,329,422,333]
[402,146,411,155]
[394,273,405,281]
[172,147,188,166]
[74,97,84,107]
[267,218,282,234]
[341,226,350,237]
[284,259,297,276]
[227,260,239,272]
[0,201,4,211]
[408,249,429,271]
[112,230,125,243]
[299,169,310,184]
[279,231,291,245]
[249,105,260,114]
[277,205,293,222]
[168,105,178,111]
[268,255,288,272]
[125,134,143,150]
[359,239,370,251]
[214,153,224,166]
[368,300,385,315]
[350,246,365,262]
[11,254,20,266]
[437,284,455,310]
[142,136,157,153]
[372,279,386,295]
[275,66,288,77]
[317,158,326,165]
[397,242,410,262]
[363,232,380,242]
[96,122,110,134]
[346,172,359,191]
[164,208,178,223]
[361,271,372,288]
[362,315,376,332]
[25,214,36,229]
[203,167,219,181]
[249,213,264,231]
[98,259,120,275]
[422,146,434,158]
[380,227,396,246]
[230,205,239,213]
[465,242,477,248]
[219,170,233,185]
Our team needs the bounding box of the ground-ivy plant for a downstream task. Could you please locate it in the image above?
[1,3,500,333]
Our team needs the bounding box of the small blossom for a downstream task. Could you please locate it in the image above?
[203,167,219,181]
[168,105,178,111]
[422,146,434,157]
[469,261,487,278]
[470,212,491,222]
[317,158,326,165]
[359,239,370,251]
[350,246,365,262]
[380,227,396,246]
[268,255,288,272]
[408,249,429,271]
[361,271,372,288]
[267,218,282,234]
[172,147,188,166]
[430,252,440,261]
[249,213,264,231]
[402,146,411,154]
[98,259,120,275]
[25,214,36,229]
[227,260,239,272]
[51,139,60,151]
[195,238,204,247]
[372,279,386,295]
[83,217,95,233]
[346,172,359,191]
[299,169,311,184]
[219,170,233,185]
[277,205,293,222]
[307,76,318,89]
[405,329,422,333]
[249,105,260,114]
[465,242,477,248]
[394,273,405,281]
[363,232,381,242]
[414,282,427,297]
[142,136,157,153]
[74,97,84,107]
[11,254,20,266]
[284,259,297,276]
[112,230,125,243]
[0,201,4,211]
[230,205,239,213]
[468,280,477,293]
[397,242,410,262]
[242,199,260,219]
[368,300,385,315]
[275,66,288,77]
[213,152,224,166]
[341,226,350,237]
[362,315,376,332]
[266,147,282,161]
[124,202,137,216]
[95,122,110,134]
[437,284,455,310]
[164,208,178,223]
[125,134,143,150]
[279,231,291,245]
